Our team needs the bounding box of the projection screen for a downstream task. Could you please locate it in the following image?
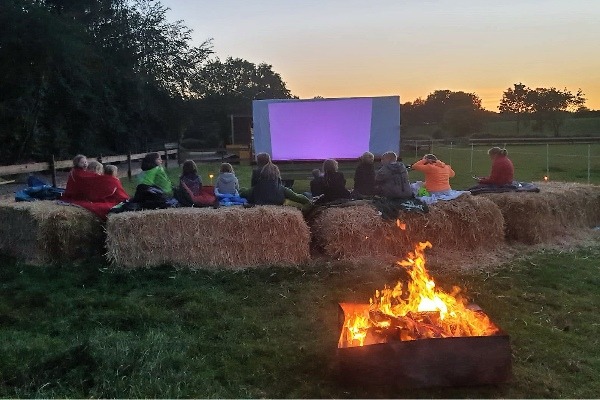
[252,96,400,161]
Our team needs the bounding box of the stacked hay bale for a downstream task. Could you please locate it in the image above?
[482,181,600,244]
[0,201,104,264]
[106,206,311,269]
[310,195,505,260]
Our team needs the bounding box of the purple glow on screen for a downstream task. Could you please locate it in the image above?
[268,98,372,160]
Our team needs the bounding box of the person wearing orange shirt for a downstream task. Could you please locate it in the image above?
[411,154,455,194]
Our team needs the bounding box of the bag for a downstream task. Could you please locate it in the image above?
[132,184,170,209]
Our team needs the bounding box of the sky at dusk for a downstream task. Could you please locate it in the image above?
[161,0,600,111]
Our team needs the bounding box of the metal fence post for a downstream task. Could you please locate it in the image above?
[546,143,549,179]
[163,143,169,169]
[470,143,474,173]
[588,144,591,184]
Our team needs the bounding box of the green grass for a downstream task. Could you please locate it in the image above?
[124,142,599,197]
[1,244,599,398]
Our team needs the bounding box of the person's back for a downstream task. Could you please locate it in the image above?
[353,152,376,196]
[478,147,514,185]
[309,169,325,197]
[375,152,412,199]
[322,159,351,202]
[138,152,173,195]
[251,162,286,205]
[215,163,239,196]
[411,154,455,193]
[251,152,272,187]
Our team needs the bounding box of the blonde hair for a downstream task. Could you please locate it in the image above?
[261,162,280,180]
[220,162,234,173]
[73,154,88,169]
[360,151,374,164]
[323,159,339,175]
[87,160,103,174]
[381,151,397,164]
[104,164,118,176]
[488,147,508,157]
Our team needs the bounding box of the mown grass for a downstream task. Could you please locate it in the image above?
[121,142,600,196]
[0,244,599,398]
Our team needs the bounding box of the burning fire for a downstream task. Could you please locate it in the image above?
[340,241,499,348]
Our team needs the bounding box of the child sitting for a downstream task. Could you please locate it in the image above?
[138,152,172,196]
[320,159,351,202]
[87,160,104,175]
[375,151,412,199]
[309,168,325,197]
[250,163,310,207]
[214,163,247,206]
[353,151,376,196]
[178,159,216,206]
[103,164,118,177]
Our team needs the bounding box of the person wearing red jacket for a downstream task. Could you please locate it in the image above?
[477,147,514,185]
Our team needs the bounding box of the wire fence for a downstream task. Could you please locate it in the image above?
[402,141,600,188]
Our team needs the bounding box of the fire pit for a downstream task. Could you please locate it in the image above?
[337,241,511,388]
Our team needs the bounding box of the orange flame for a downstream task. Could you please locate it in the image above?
[341,242,498,347]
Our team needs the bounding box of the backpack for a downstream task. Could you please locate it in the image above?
[132,184,170,209]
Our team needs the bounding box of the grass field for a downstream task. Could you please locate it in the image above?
[139,142,600,195]
[1,243,598,398]
[2,148,599,397]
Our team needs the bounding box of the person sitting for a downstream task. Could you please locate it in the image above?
[87,160,104,175]
[476,147,514,186]
[375,151,412,199]
[309,168,325,198]
[353,151,376,196]
[321,159,351,202]
[137,152,173,196]
[178,159,216,206]
[411,154,455,194]
[214,162,247,205]
[251,152,272,187]
[250,162,310,206]
[104,164,118,177]
[62,154,129,219]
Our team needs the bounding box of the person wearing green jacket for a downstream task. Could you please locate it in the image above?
[138,152,173,196]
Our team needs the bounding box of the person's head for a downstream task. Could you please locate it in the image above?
[220,162,234,174]
[488,147,508,159]
[256,152,271,168]
[311,168,322,179]
[261,162,281,181]
[323,159,338,175]
[141,152,161,171]
[182,159,197,176]
[423,153,438,164]
[87,160,103,175]
[360,151,374,164]
[381,151,398,165]
[104,164,118,176]
[73,154,88,169]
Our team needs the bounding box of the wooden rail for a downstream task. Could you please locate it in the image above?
[0,146,179,186]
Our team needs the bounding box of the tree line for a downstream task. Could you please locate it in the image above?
[402,85,589,138]
[1,1,593,165]
[0,0,294,164]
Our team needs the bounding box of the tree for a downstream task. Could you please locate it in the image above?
[527,87,586,136]
[499,83,531,134]
[188,57,295,144]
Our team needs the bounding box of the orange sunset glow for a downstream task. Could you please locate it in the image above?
[162,0,600,110]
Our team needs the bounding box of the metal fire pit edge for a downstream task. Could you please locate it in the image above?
[336,304,512,389]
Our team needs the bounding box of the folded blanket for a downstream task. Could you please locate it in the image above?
[467,181,540,195]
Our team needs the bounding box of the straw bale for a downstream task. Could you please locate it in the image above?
[481,181,600,244]
[0,200,104,265]
[106,206,311,269]
[310,195,505,260]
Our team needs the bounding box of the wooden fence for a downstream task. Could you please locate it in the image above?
[0,144,179,187]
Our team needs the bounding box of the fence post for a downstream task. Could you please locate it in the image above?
[163,143,168,169]
[588,144,591,184]
[50,155,57,188]
[546,143,549,179]
[449,141,453,165]
[127,151,132,181]
[470,143,474,173]
[414,140,418,160]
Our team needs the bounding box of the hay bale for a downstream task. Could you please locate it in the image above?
[482,181,600,244]
[0,200,104,264]
[311,195,505,260]
[106,206,311,269]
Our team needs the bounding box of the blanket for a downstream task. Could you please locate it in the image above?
[62,168,129,219]
[467,181,540,195]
